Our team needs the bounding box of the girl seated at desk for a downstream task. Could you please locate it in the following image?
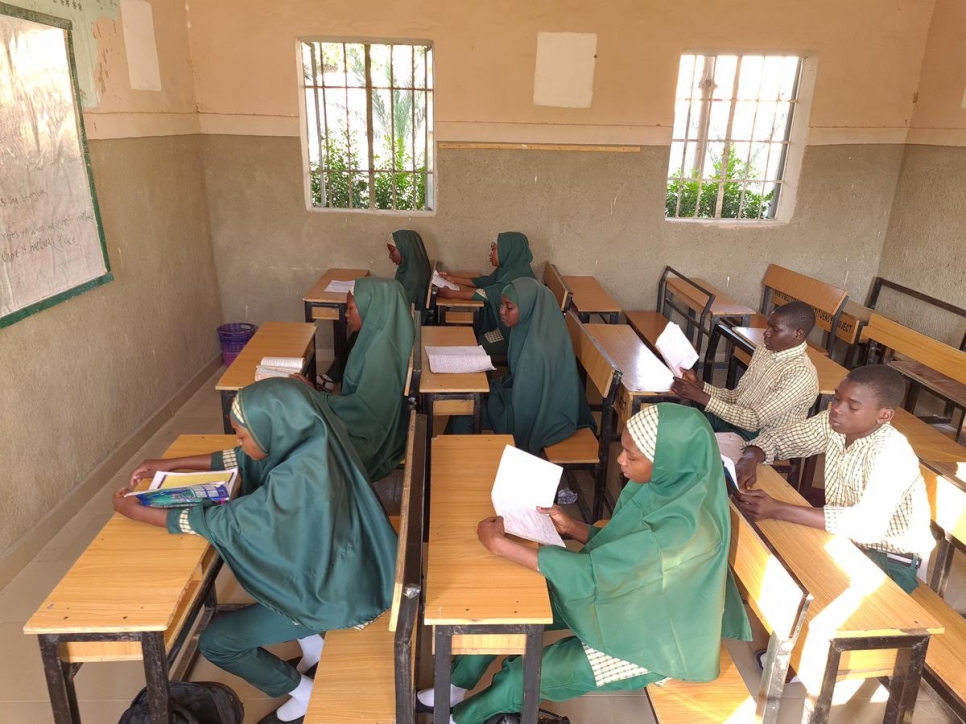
[321,229,428,388]
[437,232,535,356]
[449,277,594,459]
[422,404,751,724]
[114,378,397,724]
[303,277,415,482]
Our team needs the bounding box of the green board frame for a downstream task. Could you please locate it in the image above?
[0,2,112,330]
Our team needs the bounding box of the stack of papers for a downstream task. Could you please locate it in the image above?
[431,270,460,291]
[425,345,495,374]
[125,469,239,508]
[323,279,356,294]
[255,356,304,381]
[491,446,565,547]
[655,322,699,378]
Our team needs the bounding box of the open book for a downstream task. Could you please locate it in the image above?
[323,279,356,294]
[491,446,565,547]
[655,321,699,378]
[431,270,460,291]
[425,345,495,374]
[255,356,305,381]
[125,469,239,508]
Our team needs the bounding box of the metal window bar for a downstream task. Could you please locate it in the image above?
[713,56,743,218]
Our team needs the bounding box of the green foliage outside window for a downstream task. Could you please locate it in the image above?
[666,145,774,220]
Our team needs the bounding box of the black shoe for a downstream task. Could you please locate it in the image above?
[415,695,435,715]
[483,712,569,724]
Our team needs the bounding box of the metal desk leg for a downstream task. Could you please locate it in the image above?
[142,632,173,724]
[423,394,435,438]
[521,625,545,724]
[303,300,314,323]
[883,636,929,724]
[38,635,81,724]
[433,627,453,724]
[803,644,842,723]
[305,345,317,387]
[220,391,236,434]
[471,393,482,433]
[607,312,619,324]
[334,309,348,363]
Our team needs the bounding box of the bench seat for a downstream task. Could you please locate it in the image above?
[910,583,966,713]
[625,310,667,353]
[544,427,600,464]
[647,648,754,723]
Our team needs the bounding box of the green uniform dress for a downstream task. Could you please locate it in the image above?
[316,277,415,481]
[450,278,595,454]
[471,232,536,356]
[451,403,751,723]
[166,378,397,697]
[391,229,432,312]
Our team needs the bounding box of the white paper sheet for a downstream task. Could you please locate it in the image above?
[431,270,460,291]
[631,345,676,392]
[425,345,496,374]
[491,446,565,547]
[324,280,356,294]
[655,321,699,378]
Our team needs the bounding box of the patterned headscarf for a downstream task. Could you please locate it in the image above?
[625,405,658,462]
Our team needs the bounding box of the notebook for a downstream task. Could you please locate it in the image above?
[254,356,305,381]
[125,469,239,508]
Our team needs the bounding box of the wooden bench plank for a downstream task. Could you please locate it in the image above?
[647,649,755,723]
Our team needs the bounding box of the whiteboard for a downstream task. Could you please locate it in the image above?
[0,3,111,330]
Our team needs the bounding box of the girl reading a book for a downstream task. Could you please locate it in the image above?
[449,277,594,457]
[314,276,415,482]
[321,230,429,389]
[436,232,536,356]
[115,378,397,724]
[421,404,751,724]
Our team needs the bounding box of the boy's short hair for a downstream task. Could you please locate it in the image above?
[773,301,816,335]
[845,365,907,409]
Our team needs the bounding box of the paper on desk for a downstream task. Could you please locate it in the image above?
[491,446,565,547]
[425,345,496,373]
[655,321,699,378]
[323,279,356,294]
[432,270,460,291]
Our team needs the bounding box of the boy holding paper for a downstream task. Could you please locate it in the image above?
[671,301,818,442]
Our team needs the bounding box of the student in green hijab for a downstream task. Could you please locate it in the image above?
[421,403,751,724]
[388,229,432,312]
[313,277,415,482]
[436,232,536,356]
[115,378,398,724]
[321,230,428,388]
[449,277,594,455]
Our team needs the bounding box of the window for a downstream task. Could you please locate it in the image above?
[666,54,805,221]
[300,41,434,212]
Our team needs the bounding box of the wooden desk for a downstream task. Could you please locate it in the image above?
[926,459,966,490]
[749,466,942,722]
[892,408,966,466]
[666,276,755,327]
[732,327,848,397]
[24,435,235,724]
[420,325,490,437]
[436,296,485,326]
[426,435,553,724]
[562,275,622,323]
[303,268,369,360]
[584,323,679,428]
[215,322,317,433]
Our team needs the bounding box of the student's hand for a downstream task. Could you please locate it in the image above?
[537,505,575,537]
[735,447,766,489]
[735,488,781,521]
[289,372,317,390]
[437,287,456,299]
[670,376,711,406]
[438,271,452,279]
[681,369,700,385]
[129,459,173,488]
[112,487,143,520]
[477,516,506,552]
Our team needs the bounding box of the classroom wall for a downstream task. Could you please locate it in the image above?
[878,0,966,345]
[0,0,220,568]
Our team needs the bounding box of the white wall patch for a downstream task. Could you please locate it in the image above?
[533,32,597,109]
[120,0,161,91]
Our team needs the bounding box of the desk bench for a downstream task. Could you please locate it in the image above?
[24,434,236,724]
[562,275,622,324]
[303,268,369,361]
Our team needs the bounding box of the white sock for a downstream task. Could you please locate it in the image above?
[416,685,468,707]
[276,674,314,722]
[296,633,324,673]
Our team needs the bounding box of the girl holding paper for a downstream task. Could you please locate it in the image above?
[115,378,397,724]
[421,404,751,723]
[436,232,536,356]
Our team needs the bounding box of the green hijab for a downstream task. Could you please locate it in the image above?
[538,404,751,681]
[323,277,414,481]
[472,232,536,347]
[391,229,431,311]
[486,278,594,454]
[169,378,398,631]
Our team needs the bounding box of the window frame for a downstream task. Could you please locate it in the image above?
[664,51,816,225]
[296,37,437,215]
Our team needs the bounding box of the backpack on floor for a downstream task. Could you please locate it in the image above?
[118,680,243,724]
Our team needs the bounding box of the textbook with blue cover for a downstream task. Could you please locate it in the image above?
[125,469,239,508]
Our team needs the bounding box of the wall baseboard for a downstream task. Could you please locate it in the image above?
[0,355,223,590]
